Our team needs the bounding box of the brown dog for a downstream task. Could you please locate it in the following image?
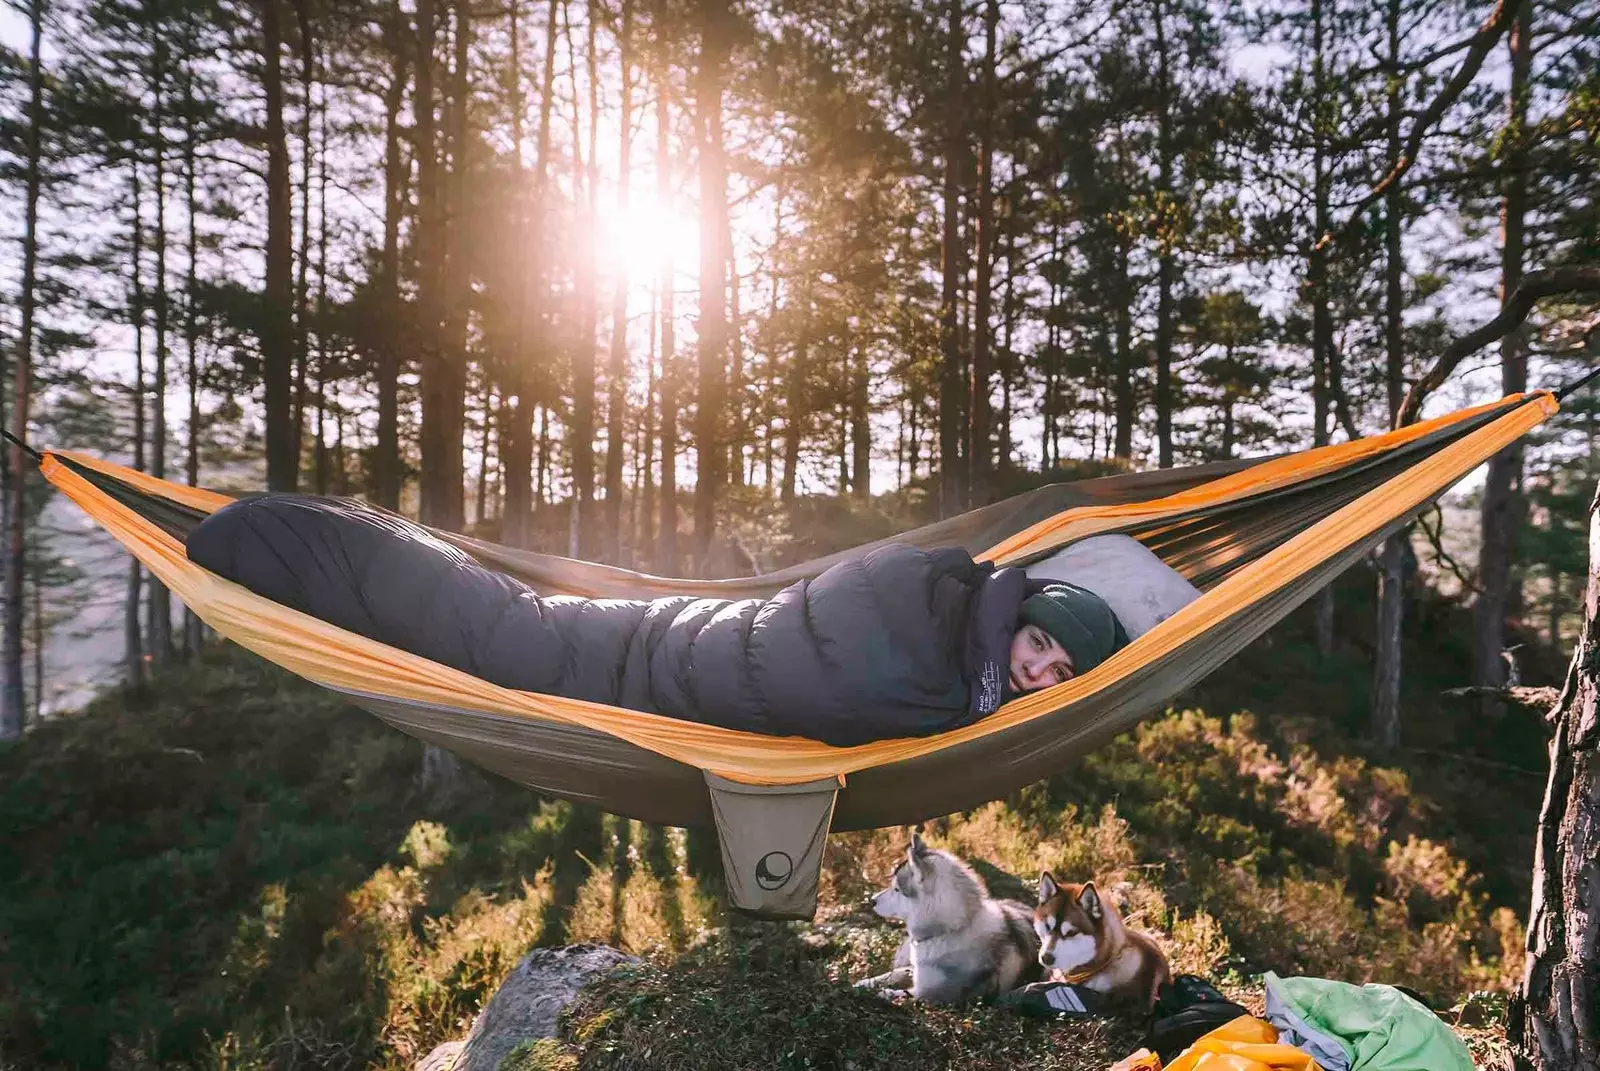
[1033,872,1171,1009]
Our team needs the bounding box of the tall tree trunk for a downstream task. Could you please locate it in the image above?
[656,64,679,573]
[475,382,495,526]
[408,0,467,801]
[640,285,656,565]
[501,0,530,542]
[292,0,314,471]
[1309,0,1336,656]
[851,348,869,501]
[691,0,729,573]
[260,0,297,492]
[375,0,408,510]
[602,0,635,562]
[504,0,561,546]
[726,238,743,487]
[436,0,472,531]
[1113,235,1134,459]
[998,224,1015,469]
[1508,486,1600,1071]
[1474,0,1532,713]
[182,56,205,654]
[781,282,807,505]
[937,0,965,517]
[414,0,448,524]
[29,541,41,724]
[1371,0,1408,750]
[312,64,331,496]
[147,28,173,665]
[3,0,44,736]
[966,0,997,498]
[568,0,600,557]
[1153,0,1175,469]
[126,161,146,689]
[537,403,550,506]
[1043,217,1063,470]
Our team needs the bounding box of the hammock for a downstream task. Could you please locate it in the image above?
[38,391,1556,919]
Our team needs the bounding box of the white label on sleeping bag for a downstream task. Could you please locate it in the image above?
[1024,534,1201,640]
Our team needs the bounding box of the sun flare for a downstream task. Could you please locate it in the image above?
[598,195,699,278]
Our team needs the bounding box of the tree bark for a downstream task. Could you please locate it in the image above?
[414,0,447,523]
[937,0,965,517]
[851,348,870,500]
[474,382,495,526]
[182,50,205,654]
[1473,0,1532,715]
[1507,485,1600,1071]
[1152,0,1175,469]
[501,0,530,541]
[146,24,173,665]
[260,0,297,493]
[691,0,729,573]
[603,0,635,562]
[639,285,656,564]
[656,59,679,573]
[726,236,744,487]
[504,0,560,546]
[966,0,997,496]
[125,160,146,690]
[292,0,314,471]
[375,0,408,511]
[435,0,472,531]
[1113,234,1134,460]
[781,281,807,505]
[3,0,44,736]
[1309,0,1335,658]
[568,0,600,557]
[1371,0,1408,749]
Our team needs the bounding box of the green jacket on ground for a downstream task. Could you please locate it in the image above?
[1263,972,1474,1071]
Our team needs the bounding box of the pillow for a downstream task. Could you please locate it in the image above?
[1024,533,1200,640]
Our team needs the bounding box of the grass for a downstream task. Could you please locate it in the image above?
[0,568,1552,1070]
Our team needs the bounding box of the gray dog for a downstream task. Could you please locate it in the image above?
[856,833,1042,1004]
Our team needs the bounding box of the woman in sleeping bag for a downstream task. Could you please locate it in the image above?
[186,495,1130,746]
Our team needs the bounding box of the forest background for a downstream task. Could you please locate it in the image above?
[0,0,1597,1066]
[0,0,1593,732]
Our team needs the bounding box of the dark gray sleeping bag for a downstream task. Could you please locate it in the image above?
[184,495,1034,745]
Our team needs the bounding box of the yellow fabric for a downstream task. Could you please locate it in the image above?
[1162,1016,1323,1071]
[42,393,1556,785]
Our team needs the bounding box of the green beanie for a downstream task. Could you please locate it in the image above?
[1019,582,1129,675]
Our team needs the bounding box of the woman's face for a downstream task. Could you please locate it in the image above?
[1009,623,1075,693]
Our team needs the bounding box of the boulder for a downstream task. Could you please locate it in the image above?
[451,944,638,1071]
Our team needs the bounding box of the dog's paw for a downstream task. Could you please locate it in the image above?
[875,987,911,1002]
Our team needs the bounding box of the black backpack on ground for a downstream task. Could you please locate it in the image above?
[1143,974,1252,1062]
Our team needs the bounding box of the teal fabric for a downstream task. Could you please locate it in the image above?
[1263,973,1474,1071]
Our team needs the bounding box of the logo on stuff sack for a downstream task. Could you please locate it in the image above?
[755,850,794,891]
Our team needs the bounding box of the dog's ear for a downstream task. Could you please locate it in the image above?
[909,831,929,860]
[1077,881,1104,921]
[1037,871,1059,904]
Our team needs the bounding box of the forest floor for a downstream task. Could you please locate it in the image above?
[0,563,1560,1071]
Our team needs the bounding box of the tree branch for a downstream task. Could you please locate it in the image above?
[1318,0,1514,253]
[1396,265,1600,426]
